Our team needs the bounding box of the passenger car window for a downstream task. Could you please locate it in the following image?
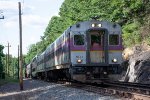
[109,34,119,45]
[74,35,84,45]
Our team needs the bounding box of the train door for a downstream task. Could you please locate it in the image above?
[86,30,108,65]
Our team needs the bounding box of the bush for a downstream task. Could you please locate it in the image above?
[122,22,142,47]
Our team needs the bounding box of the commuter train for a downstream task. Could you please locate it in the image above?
[25,63,31,78]
[28,19,123,83]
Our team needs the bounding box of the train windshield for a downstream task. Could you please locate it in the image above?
[74,35,84,45]
[91,34,101,45]
[90,31,104,46]
[88,30,105,63]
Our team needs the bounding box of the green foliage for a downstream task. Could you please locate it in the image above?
[25,44,38,64]
[122,22,142,47]
[2,54,20,79]
[9,57,19,78]
[140,14,150,45]
[44,16,65,45]
[0,45,4,73]
[25,0,150,63]
[0,74,19,86]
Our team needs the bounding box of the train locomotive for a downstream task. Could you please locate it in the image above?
[29,19,123,83]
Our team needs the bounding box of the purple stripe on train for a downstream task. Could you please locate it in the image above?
[48,38,123,52]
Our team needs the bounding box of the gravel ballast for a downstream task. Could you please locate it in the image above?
[0,79,122,100]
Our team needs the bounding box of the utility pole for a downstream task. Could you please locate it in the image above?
[18,45,19,79]
[19,2,23,90]
[5,42,11,76]
[13,59,14,79]
[5,53,7,74]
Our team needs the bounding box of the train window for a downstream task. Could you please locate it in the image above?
[91,34,101,45]
[74,35,84,45]
[109,34,119,45]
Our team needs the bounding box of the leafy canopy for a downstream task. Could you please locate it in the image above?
[25,0,150,63]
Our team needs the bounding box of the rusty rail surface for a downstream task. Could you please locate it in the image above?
[63,81,150,100]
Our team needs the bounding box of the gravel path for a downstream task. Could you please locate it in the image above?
[0,79,122,100]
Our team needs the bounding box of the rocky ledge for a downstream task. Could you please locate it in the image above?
[121,44,150,84]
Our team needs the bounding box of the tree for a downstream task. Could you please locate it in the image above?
[25,0,150,63]
[0,45,4,73]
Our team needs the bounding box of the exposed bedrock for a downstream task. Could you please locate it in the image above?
[121,44,150,84]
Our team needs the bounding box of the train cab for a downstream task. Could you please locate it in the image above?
[69,20,123,83]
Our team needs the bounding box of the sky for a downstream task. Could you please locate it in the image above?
[0,0,64,57]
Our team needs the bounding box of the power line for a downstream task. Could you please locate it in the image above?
[0,0,25,18]
[0,10,4,19]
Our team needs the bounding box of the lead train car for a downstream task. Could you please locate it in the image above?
[31,20,123,83]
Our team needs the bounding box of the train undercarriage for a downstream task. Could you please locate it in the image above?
[33,64,122,84]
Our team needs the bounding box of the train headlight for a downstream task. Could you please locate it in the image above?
[91,23,96,27]
[77,59,82,63]
[112,58,117,63]
[91,23,102,27]
[98,24,102,27]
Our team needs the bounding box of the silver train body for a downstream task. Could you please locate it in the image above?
[25,63,31,78]
[30,20,123,83]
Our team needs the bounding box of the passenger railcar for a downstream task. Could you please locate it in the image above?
[25,63,31,78]
[30,19,123,83]
[30,56,38,78]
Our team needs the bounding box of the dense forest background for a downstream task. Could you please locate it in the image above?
[24,0,149,63]
[0,0,150,78]
[0,44,19,79]
[0,45,4,75]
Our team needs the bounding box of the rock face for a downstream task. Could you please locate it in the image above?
[122,45,150,84]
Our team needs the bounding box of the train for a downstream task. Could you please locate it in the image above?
[26,19,123,83]
[25,63,31,78]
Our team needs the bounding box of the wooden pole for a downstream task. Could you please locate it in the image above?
[18,45,19,79]
[8,42,9,76]
[19,2,23,90]
[5,42,11,76]
[5,53,7,74]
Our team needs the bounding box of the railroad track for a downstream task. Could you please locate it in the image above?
[103,81,150,100]
[62,81,150,100]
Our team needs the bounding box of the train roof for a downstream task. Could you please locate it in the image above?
[31,55,38,62]
[70,20,122,34]
[36,20,122,59]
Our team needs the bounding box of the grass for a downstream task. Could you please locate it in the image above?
[0,75,19,86]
